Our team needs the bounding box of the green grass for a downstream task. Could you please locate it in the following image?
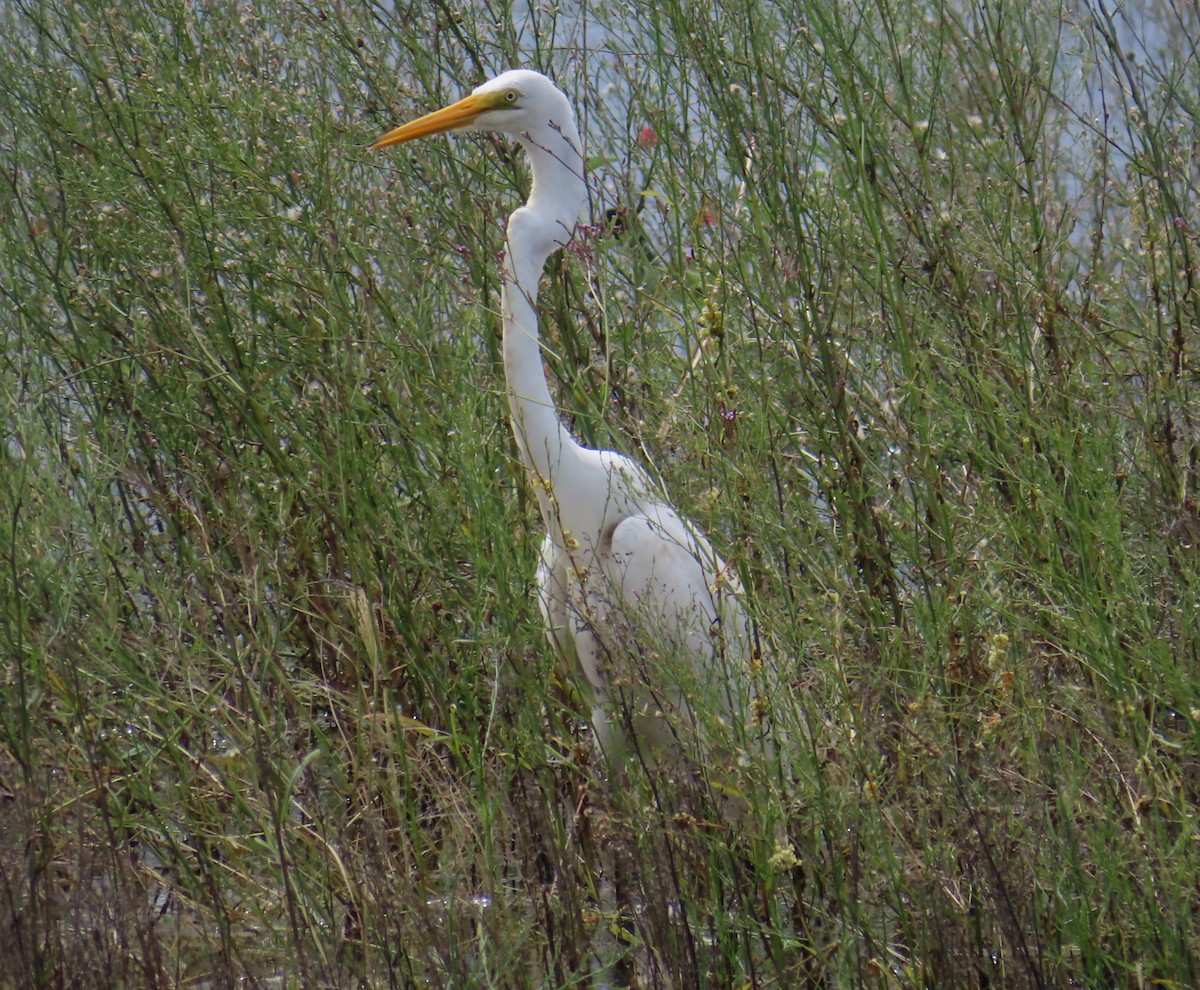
[2,0,1199,986]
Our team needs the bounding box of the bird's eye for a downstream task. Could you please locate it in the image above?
[505,90,518,103]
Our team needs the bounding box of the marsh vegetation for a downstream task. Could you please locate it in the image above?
[2,0,1199,986]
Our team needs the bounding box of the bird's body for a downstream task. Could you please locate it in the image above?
[374,70,756,763]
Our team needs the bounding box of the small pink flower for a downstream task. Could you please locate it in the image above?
[636,126,658,149]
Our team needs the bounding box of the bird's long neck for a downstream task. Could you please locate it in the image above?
[500,116,588,529]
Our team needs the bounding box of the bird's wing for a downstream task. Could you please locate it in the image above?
[537,533,619,754]
[536,533,571,659]
[604,505,752,729]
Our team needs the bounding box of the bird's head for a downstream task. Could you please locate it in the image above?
[372,69,571,150]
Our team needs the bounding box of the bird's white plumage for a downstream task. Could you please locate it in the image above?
[375,70,759,763]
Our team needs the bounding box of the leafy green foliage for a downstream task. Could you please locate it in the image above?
[1,0,1198,986]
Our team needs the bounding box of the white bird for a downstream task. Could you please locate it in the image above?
[373,70,760,766]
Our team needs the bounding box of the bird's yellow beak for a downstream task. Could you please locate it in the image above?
[371,92,495,150]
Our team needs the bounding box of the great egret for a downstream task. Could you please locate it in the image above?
[373,70,758,765]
